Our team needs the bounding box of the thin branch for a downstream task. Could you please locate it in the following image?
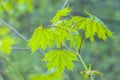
[90,76,94,80]
[12,47,30,50]
[63,44,76,53]
[0,19,44,54]
[0,20,28,42]
[61,0,69,9]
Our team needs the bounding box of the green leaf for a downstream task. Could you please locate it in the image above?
[52,7,71,24]
[70,33,82,49]
[0,37,15,54]
[26,0,33,12]
[3,2,12,12]
[28,25,55,52]
[17,0,25,4]
[30,71,64,80]
[28,25,71,52]
[0,6,2,13]
[44,50,77,73]
[55,27,70,48]
[74,16,112,41]
[0,26,10,36]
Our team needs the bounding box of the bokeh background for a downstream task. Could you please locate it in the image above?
[0,0,120,80]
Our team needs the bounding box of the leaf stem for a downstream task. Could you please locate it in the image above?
[77,54,88,71]
[77,31,94,80]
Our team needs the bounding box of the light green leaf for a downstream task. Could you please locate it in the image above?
[28,25,55,52]
[0,6,2,13]
[44,50,77,73]
[74,16,112,41]
[70,33,82,49]
[26,0,33,12]
[17,0,25,4]
[30,71,64,80]
[0,37,15,54]
[55,27,70,48]
[52,7,71,24]
[3,2,12,12]
[0,26,10,36]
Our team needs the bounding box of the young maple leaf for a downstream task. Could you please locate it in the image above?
[44,50,78,73]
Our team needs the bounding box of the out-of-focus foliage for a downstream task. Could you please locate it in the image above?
[0,0,120,80]
[0,26,15,54]
[0,26,10,36]
[0,37,15,54]
[30,71,64,80]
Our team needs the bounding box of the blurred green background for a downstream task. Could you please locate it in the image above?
[0,0,120,80]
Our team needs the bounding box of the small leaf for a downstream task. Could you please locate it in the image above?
[44,50,77,73]
[80,64,103,79]
[70,33,82,49]
[0,26,11,36]
[52,7,71,24]
[55,27,70,48]
[0,37,15,54]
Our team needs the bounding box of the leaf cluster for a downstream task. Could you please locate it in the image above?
[28,7,112,73]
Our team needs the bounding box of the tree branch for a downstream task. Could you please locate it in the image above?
[0,20,28,42]
[0,19,44,54]
[12,47,30,50]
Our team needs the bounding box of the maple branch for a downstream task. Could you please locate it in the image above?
[0,19,44,54]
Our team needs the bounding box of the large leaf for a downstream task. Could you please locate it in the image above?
[28,25,55,52]
[44,50,77,73]
[74,16,112,41]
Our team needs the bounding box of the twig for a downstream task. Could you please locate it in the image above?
[61,0,69,9]
[12,47,30,50]
[0,20,28,42]
[90,76,94,80]
[0,19,44,54]
[63,44,76,53]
